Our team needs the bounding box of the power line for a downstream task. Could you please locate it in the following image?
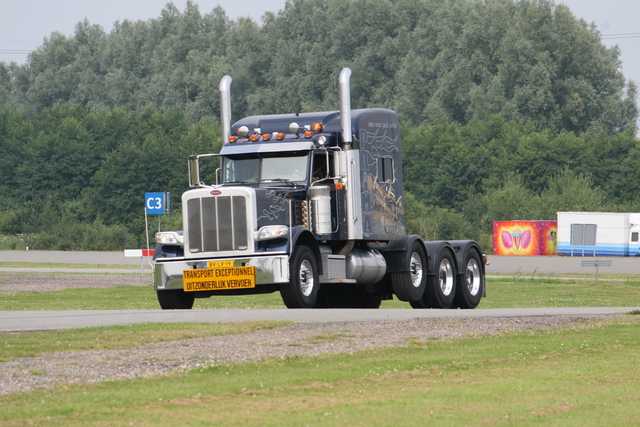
[0,39,39,57]
[602,32,640,40]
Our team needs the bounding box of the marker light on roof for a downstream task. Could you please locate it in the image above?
[228,136,238,143]
[262,133,272,141]
[311,123,323,133]
[276,132,285,140]
[249,134,260,142]
[238,126,249,137]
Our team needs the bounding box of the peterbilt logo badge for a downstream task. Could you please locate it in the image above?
[210,190,221,195]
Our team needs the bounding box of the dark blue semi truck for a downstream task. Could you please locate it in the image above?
[153,68,486,309]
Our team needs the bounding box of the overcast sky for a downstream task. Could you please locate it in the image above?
[1,0,639,87]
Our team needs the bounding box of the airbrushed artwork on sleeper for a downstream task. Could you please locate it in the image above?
[358,116,405,240]
[493,221,557,256]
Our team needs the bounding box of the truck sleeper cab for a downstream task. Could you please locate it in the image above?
[153,68,486,309]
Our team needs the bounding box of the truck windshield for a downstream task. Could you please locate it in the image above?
[222,153,309,185]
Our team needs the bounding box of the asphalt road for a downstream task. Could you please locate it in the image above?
[1,251,639,332]
[0,250,143,265]
[1,307,638,333]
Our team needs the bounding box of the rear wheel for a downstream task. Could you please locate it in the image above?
[454,250,484,309]
[280,246,319,308]
[412,250,456,309]
[391,241,427,302]
[156,289,195,309]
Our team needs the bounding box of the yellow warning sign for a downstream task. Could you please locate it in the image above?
[183,266,255,291]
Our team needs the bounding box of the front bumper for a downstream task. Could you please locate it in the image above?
[154,255,290,290]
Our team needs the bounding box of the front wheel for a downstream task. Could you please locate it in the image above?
[454,250,484,309]
[280,246,319,308]
[156,289,195,309]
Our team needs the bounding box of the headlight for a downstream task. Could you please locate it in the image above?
[256,225,289,241]
[155,231,184,245]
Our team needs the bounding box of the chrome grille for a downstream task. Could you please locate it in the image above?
[187,196,248,253]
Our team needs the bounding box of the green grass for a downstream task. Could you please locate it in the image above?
[1,316,638,425]
[0,286,289,310]
[0,321,291,362]
[1,273,639,424]
[0,286,162,310]
[480,277,640,308]
[1,277,638,311]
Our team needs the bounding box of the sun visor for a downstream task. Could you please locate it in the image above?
[220,141,315,155]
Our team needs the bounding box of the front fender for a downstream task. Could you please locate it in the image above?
[289,226,323,276]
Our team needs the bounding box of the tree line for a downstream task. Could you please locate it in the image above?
[2,0,636,133]
[0,0,638,252]
[0,105,220,250]
[402,117,640,249]
[1,106,637,251]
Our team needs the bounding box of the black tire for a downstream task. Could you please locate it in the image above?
[156,289,195,309]
[454,250,484,309]
[409,291,429,309]
[420,249,456,309]
[280,246,319,308]
[391,241,427,302]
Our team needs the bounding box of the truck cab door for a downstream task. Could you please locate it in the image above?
[311,152,339,236]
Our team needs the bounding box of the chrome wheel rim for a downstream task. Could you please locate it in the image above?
[466,258,481,296]
[410,252,424,288]
[438,258,454,296]
[299,259,314,297]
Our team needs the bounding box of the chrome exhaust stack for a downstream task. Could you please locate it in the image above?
[339,68,352,148]
[220,75,233,144]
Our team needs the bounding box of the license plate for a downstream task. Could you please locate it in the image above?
[183,266,255,292]
[207,260,234,268]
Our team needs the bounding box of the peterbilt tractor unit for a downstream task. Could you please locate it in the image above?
[153,68,486,309]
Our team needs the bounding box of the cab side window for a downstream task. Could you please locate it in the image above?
[377,157,394,183]
[312,153,332,181]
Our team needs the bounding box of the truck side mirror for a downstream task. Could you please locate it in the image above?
[188,155,201,187]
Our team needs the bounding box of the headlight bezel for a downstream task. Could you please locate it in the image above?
[255,225,289,241]
[155,231,184,246]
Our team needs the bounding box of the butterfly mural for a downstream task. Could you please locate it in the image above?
[502,227,531,253]
[493,221,557,255]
